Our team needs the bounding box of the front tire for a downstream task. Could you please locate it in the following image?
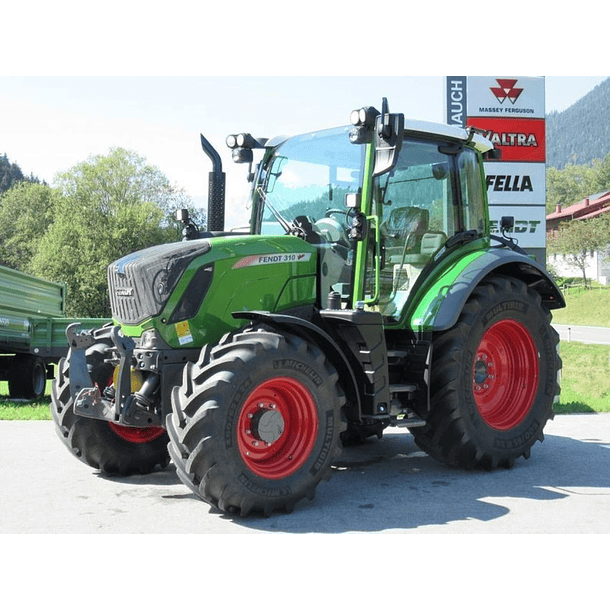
[410,274,561,469]
[167,327,346,516]
[51,343,169,476]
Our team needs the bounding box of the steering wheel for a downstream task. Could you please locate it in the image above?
[314,209,348,244]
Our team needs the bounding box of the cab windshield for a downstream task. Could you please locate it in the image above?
[256,126,363,233]
[256,126,364,298]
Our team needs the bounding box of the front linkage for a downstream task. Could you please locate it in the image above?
[66,323,164,429]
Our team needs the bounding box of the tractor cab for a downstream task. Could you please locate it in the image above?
[230,100,495,327]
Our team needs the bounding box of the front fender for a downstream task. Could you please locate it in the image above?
[409,248,565,332]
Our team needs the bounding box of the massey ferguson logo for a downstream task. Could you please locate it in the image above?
[490,79,523,105]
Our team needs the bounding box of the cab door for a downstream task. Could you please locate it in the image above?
[355,136,460,318]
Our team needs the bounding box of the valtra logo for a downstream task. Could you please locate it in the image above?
[490,79,523,105]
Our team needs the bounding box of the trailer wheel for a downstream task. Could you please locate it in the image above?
[9,354,46,400]
[51,344,169,476]
[167,327,346,516]
[410,274,561,469]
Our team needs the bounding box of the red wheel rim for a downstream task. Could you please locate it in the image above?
[473,319,539,430]
[108,422,165,444]
[237,377,319,480]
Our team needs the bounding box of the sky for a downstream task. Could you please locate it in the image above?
[1,75,607,229]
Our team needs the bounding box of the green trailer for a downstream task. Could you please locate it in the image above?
[0,265,106,399]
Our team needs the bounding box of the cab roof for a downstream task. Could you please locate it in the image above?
[266,119,494,154]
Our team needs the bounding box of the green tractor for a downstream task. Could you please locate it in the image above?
[51,99,564,516]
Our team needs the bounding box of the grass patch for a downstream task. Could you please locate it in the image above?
[555,341,610,413]
[0,380,52,420]
[0,402,51,420]
[552,285,610,327]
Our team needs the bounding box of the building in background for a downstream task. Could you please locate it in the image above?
[546,191,610,284]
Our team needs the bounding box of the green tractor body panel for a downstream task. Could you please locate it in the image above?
[405,245,564,332]
[401,244,487,331]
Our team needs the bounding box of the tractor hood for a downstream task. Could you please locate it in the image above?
[109,233,319,349]
[108,239,212,325]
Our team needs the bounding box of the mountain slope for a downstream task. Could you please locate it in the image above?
[546,77,610,168]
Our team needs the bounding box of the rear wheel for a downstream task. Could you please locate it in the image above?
[410,274,561,469]
[167,327,346,516]
[9,354,46,400]
[51,342,169,476]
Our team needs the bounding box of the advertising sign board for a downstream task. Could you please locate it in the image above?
[466,76,546,119]
[445,76,546,260]
[467,117,546,163]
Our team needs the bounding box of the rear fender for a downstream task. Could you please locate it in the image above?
[409,249,565,332]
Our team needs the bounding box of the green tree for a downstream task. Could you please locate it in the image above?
[547,215,610,286]
[589,154,610,194]
[29,148,188,317]
[0,181,57,270]
[0,153,24,193]
[546,153,610,214]
[546,163,595,213]
[0,153,42,194]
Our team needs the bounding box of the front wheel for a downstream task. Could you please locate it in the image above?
[410,274,561,469]
[167,327,346,516]
[51,342,169,476]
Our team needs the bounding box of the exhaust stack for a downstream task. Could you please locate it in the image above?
[200,133,225,232]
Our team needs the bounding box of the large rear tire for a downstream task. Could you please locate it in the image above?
[167,327,346,516]
[410,274,561,469]
[51,343,169,476]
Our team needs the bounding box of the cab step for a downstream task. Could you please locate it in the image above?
[390,384,417,394]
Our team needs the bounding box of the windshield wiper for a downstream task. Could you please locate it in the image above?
[256,187,301,236]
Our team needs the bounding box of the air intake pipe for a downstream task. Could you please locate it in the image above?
[200,133,225,232]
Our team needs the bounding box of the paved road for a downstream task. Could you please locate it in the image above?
[2,415,610,534]
[553,323,610,345]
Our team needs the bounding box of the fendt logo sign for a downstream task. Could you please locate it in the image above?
[490,78,523,105]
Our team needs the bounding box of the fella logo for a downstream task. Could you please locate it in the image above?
[490,79,524,105]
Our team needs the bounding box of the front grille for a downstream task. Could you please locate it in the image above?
[108,240,211,325]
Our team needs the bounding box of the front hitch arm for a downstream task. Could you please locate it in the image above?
[66,323,96,401]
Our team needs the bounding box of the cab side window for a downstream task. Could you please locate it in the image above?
[458,148,486,235]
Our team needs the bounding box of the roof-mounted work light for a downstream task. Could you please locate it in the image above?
[226,133,268,164]
[226,132,261,150]
[349,106,379,144]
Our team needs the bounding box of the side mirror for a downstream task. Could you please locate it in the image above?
[176,209,190,223]
[501,216,515,233]
[345,193,361,210]
[483,148,502,161]
[373,98,404,177]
